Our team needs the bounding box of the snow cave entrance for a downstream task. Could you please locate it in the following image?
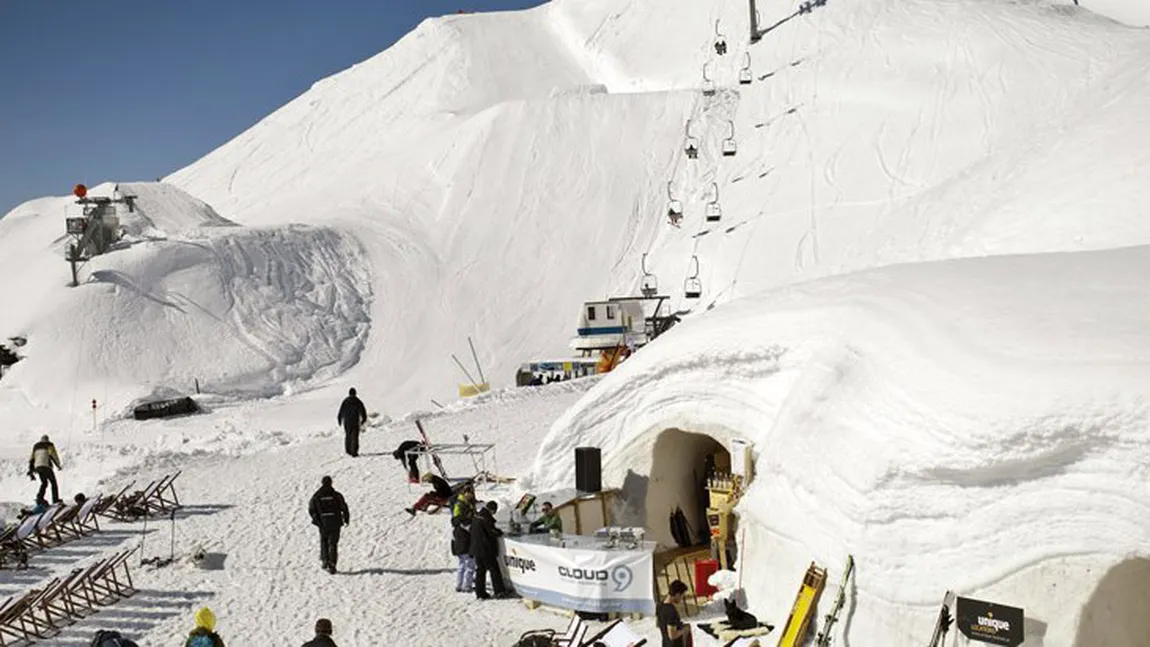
[645,428,730,550]
[1074,557,1150,647]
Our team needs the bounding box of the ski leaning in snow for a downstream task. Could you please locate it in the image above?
[926,591,956,647]
[415,418,449,479]
[816,554,855,646]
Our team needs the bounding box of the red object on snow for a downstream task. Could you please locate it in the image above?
[73,184,88,198]
[694,558,720,598]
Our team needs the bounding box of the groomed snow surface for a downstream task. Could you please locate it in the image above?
[3,0,1150,644]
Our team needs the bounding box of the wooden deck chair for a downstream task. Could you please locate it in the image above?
[83,550,137,604]
[0,527,26,570]
[41,503,83,544]
[66,558,112,613]
[70,494,104,536]
[5,513,45,556]
[28,504,67,550]
[581,618,649,647]
[146,471,182,514]
[11,582,61,641]
[0,595,23,646]
[94,482,135,519]
[109,480,161,520]
[30,570,85,635]
[555,615,589,646]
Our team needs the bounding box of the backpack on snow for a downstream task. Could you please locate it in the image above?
[514,629,555,647]
[91,630,139,647]
[188,635,217,647]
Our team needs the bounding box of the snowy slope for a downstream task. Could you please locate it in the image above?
[525,245,1150,646]
[162,0,1150,417]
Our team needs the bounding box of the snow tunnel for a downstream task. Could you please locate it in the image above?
[1073,557,1150,647]
[643,428,731,550]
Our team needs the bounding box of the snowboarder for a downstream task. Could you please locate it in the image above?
[309,475,350,573]
[471,500,511,599]
[27,434,62,504]
[452,511,476,593]
[406,473,453,516]
[184,607,226,647]
[336,387,367,457]
[657,580,690,647]
[301,618,338,646]
[528,501,562,534]
[392,439,423,483]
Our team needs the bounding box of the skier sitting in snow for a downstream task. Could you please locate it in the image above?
[406,473,454,516]
[185,607,226,647]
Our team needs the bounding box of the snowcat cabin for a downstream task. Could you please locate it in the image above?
[641,430,732,552]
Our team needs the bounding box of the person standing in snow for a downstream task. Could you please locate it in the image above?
[471,500,511,599]
[302,618,338,646]
[451,506,476,593]
[657,580,690,647]
[27,434,62,504]
[336,388,368,457]
[185,607,226,647]
[309,475,350,574]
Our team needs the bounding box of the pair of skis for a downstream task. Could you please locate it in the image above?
[815,555,855,647]
[926,591,956,647]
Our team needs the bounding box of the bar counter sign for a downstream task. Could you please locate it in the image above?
[956,596,1024,646]
[501,536,655,615]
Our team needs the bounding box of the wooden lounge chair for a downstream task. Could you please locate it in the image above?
[555,615,589,647]
[146,471,182,514]
[93,482,135,520]
[69,494,104,536]
[582,618,648,647]
[79,550,137,605]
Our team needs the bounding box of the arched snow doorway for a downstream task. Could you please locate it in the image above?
[644,429,730,550]
[1074,557,1150,647]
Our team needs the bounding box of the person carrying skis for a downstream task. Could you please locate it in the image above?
[336,388,367,457]
[185,607,226,647]
[309,475,350,573]
[27,434,62,504]
[406,473,453,516]
[301,618,338,646]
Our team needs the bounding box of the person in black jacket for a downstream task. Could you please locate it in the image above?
[336,388,368,457]
[405,473,453,516]
[392,439,423,483]
[308,476,350,574]
[470,500,511,599]
[27,434,62,504]
[301,618,337,647]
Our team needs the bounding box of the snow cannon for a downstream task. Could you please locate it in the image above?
[73,184,88,199]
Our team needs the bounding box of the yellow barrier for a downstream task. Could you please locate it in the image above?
[458,382,491,398]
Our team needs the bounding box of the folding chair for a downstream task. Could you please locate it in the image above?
[94,482,134,519]
[146,471,182,514]
[28,504,67,550]
[41,504,83,544]
[70,494,103,536]
[582,618,648,647]
[66,558,112,613]
[554,615,588,646]
[3,513,45,558]
[107,480,159,521]
[81,550,137,604]
[9,582,61,641]
[29,571,85,635]
[0,595,23,646]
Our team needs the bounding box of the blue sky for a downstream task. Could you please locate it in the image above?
[0,0,541,215]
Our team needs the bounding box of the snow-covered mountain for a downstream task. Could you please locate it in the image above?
[3,0,1150,644]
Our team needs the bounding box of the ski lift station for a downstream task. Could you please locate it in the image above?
[571,299,649,351]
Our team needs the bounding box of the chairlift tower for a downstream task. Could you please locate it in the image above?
[64,183,136,287]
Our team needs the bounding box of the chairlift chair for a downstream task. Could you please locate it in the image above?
[702,63,716,97]
[684,255,702,299]
[714,20,728,55]
[705,182,722,222]
[684,120,699,159]
[641,253,658,298]
[722,119,738,157]
[739,53,753,85]
[667,182,684,226]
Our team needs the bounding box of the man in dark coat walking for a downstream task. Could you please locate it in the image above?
[336,388,368,457]
[470,500,511,599]
[308,476,350,574]
[301,618,338,646]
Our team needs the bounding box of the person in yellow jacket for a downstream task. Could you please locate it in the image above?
[185,607,226,647]
[27,434,62,504]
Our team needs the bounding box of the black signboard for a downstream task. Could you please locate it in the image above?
[956,596,1024,646]
[66,218,87,235]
